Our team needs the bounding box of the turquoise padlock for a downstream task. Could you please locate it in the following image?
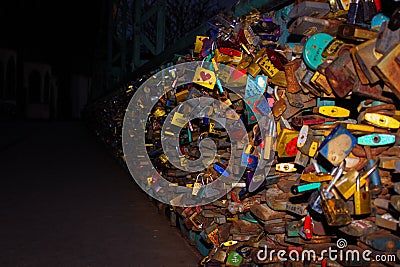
[303,33,334,70]
[357,133,395,146]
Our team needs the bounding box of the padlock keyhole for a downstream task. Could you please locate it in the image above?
[373,135,381,143]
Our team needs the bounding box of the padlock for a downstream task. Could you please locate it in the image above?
[284,58,302,94]
[288,1,331,19]
[192,173,205,196]
[301,172,333,183]
[301,70,322,97]
[339,219,378,237]
[286,203,308,216]
[288,16,333,37]
[335,169,363,199]
[211,248,227,263]
[353,38,383,84]
[317,123,357,166]
[313,106,350,118]
[360,230,400,252]
[354,172,371,215]
[291,182,322,195]
[320,185,352,226]
[271,88,287,118]
[321,39,345,59]
[308,160,345,214]
[299,214,313,240]
[226,251,243,267]
[363,113,400,129]
[325,45,358,98]
[303,33,335,71]
[375,21,400,55]
[269,71,287,87]
[376,213,399,231]
[372,43,400,101]
[352,81,394,103]
[297,125,315,155]
[365,158,382,196]
[276,128,299,158]
[294,150,309,168]
[282,94,317,120]
[258,54,280,78]
[310,71,333,95]
[347,0,363,24]
[276,163,297,172]
[357,133,396,146]
[247,48,265,78]
[363,0,377,22]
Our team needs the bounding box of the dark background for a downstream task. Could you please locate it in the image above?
[0,0,101,74]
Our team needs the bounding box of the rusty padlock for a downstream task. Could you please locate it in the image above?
[325,44,358,98]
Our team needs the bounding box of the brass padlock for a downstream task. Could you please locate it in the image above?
[335,169,361,199]
[337,24,379,42]
[354,173,371,215]
[247,48,266,77]
[301,70,322,97]
[258,55,280,78]
[320,185,352,227]
[372,43,400,101]
[353,38,383,84]
[276,128,299,158]
[310,70,333,95]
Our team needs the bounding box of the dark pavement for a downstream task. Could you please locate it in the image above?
[0,120,202,267]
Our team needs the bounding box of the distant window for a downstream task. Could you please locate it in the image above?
[5,57,16,100]
[28,70,41,103]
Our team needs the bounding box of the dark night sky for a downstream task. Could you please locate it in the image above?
[0,0,102,74]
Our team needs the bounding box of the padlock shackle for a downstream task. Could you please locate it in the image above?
[327,160,346,193]
[196,173,205,184]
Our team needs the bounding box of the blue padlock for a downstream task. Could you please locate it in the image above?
[303,33,334,71]
[318,123,356,166]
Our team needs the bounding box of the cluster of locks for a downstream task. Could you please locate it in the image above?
[84,0,400,266]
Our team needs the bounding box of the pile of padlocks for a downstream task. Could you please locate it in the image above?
[84,0,400,266]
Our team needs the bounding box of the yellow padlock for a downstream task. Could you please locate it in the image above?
[258,55,280,78]
[313,106,350,118]
[309,141,319,157]
[222,240,238,247]
[345,123,375,133]
[194,36,209,53]
[364,113,400,129]
[301,172,333,182]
